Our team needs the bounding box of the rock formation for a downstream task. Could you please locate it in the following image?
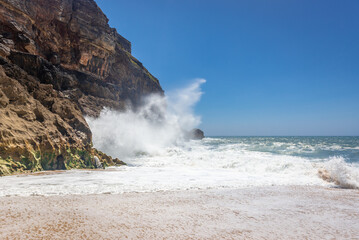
[190,129,205,140]
[0,0,162,175]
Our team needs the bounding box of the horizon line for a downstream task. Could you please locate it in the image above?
[205,135,359,137]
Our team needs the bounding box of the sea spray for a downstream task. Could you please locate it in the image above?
[86,78,206,159]
[1,137,359,196]
[319,156,359,189]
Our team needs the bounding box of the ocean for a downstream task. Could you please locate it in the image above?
[1,136,358,196]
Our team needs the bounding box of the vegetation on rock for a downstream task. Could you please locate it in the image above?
[0,0,156,175]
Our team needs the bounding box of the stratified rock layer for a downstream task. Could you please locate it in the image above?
[0,0,160,175]
[0,0,163,116]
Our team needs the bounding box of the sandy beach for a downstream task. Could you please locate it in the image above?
[0,0,358,239]
[1,186,358,239]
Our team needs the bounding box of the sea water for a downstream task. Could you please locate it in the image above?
[0,136,358,196]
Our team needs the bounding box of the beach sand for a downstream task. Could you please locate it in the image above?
[0,186,358,239]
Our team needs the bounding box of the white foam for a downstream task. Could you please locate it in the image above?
[2,79,358,196]
[0,140,336,196]
[2,139,359,196]
[320,156,359,189]
[86,78,206,158]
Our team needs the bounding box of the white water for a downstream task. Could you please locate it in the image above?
[1,137,358,196]
[86,78,205,158]
[322,157,359,189]
[1,80,359,196]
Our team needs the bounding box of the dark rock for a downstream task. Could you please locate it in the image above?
[0,43,10,57]
[0,0,163,117]
[189,129,205,140]
[0,0,158,175]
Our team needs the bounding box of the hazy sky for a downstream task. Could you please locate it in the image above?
[95,0,359,136]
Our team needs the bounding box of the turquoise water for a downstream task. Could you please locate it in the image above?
[207,136,359,163]
[1,136,358,196]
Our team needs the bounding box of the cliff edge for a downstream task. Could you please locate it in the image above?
[0,0,163,175]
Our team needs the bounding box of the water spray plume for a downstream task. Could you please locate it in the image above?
[86,78,206,159]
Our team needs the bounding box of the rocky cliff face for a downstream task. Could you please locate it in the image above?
[0,0,162,175]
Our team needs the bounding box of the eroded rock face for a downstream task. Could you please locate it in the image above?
[0,0,163,116]
[0,0,159,175]
[0,57,124,175]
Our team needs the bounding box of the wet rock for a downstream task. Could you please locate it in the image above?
[0,0,148,175]
[191,129,205,140]
[186,128,205,140]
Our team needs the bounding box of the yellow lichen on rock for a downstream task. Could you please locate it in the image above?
[0,58,124,176]
[0,0,162,176]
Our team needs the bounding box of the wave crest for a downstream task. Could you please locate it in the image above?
[86,79,206,159]
[318,157,359,189]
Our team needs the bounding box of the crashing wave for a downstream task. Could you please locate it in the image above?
[318,156,359,189]
[86,79,206,159]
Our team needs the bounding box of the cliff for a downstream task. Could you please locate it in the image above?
[0,0,163,175]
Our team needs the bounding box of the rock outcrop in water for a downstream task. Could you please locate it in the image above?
[0,0,162,175]
[189,128,205,140]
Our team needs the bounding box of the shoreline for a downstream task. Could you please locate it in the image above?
[0,167,124,178]
[1,186,358,239]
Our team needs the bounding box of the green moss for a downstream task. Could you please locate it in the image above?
[0,146,125,176]
[40,152,57,170]
[0,158,12,176]
[30,151,42,171]
[20,156,31,170]
[62,148,95,170]
[0,157,27,176]
[125,52,159,84]
[19,152,42,172]
[145,71,159,84]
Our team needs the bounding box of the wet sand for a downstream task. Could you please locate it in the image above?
[0,186,358,240]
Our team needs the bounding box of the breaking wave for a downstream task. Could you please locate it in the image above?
[1,137,359,196]
[319,156,359,189]
[80,81,359,194]
[86,78,206,158]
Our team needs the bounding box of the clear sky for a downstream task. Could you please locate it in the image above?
[95,0,359,136]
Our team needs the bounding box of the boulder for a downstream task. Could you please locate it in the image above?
[189,129,205,140]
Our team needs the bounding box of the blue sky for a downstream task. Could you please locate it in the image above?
[95,0,359,136]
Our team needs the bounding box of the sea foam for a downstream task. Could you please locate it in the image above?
[1,80,358,196]
[319,156,359,189]
[1,138,359,196]
[86,78,206,158]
